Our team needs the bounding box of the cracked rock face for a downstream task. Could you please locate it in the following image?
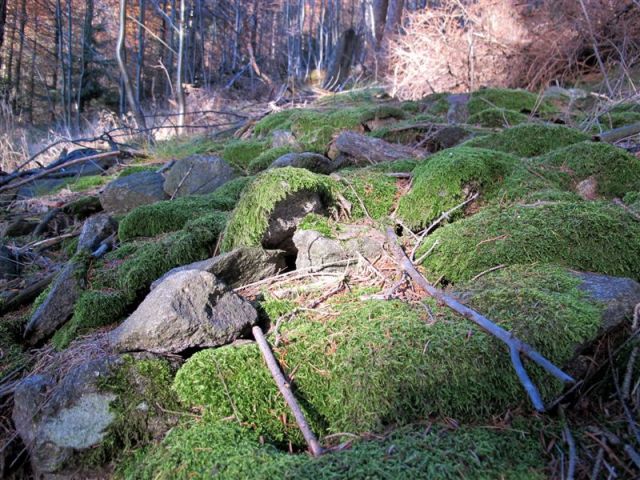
[110,270,258,354]
[163,155,237,198]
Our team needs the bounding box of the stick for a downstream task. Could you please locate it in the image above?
[0,151,120,193]
[252,325,324,457]
[594,121,640,143]
[386,228,575,389]
[0,274,55,315]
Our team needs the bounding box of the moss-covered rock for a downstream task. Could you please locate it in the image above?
[221,167,336,251]
[338,169,400,220]
[173,265,601,444]
[597,111,640,129]
[397,147,519,229]
[0,314,28,381]
[464,124,589,157]
[222,139,270,172]
[248,146,297,174]
[526,141,640,198]
[467,88,554,116]
[416,201,640,283]
[118,177,250,241]
[120,417,547,480]
[151,136,224,160]
[468,108,529,128]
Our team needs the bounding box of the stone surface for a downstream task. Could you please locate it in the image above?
[15,178,69,200]
[270,152,337,174]
[272,130,300,149]
[12,357,119,475]
[576,176,599,201]
[110,270,258,354]
[574,271,640,331]
[428,125,473,151]
[447,93,470,124]
[262,190,325,251]
[151,247,287,290]
[0,245,20,279]
[24,259,85,345]
[163,154,237,197]
[77,214,118,253]
[293,230,347,271]
[99,171,167,214]
[47,148,117,178]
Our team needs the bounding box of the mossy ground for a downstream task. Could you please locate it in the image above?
[120,417,547,480]
[467,88,554,116]
[298,213,335,238]
[0,313,28,380]
[468,108,529,128]
[417,201,640,283]
[173,265,600,445]
[118,177,250,241]
[222,139,270,172]
[396,147,519,229]
[464,124,589,157]
[597,111,640,129]
[221,167,336,251]
[248,146,297,174]
[150,136,224,160]
[337,169,400,221]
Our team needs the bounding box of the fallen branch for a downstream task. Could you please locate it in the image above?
[386,227,575,412]
[252,325,324,457]
[0,151,121,193]
[0,273,56,315]
[594,121,640,143]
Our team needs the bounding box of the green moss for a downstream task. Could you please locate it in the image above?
[468,108,529,128]
[62,237,80,256]
[314,88,388,107]
[82,356,181,468]
[56,175,112,193]
[173,266,600,443]
[468,88,554,116]
[222,139,270,172]
[419,92,450,116]
[299,213,334,238]
[120,418,547,480]
[0,314,28,381]
[118,177,250,241]
[464,124,589,157]
[118,165,158,178]
[527,141,640,198]
[51,290,130,350]
[253,109,300,136]
[221,167,336,251]
[416,201,640,283]
[369,158,418,173]
[151,136,224,160]
[248,146,296,174]
[62,195,102,217]
[597,111,640,129]
[338,169,399,221]
[397,147,519,229]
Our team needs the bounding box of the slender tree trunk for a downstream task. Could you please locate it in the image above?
[66,0,73,130]
[12,0,27,111]
[384,0,404,36]
[28,16,38,124]
[78,0,94,114]
[176,0,186,134]
[116,0,147,129]
[0,0,7,71]
[372,0,388,48]
[135,0,146,104]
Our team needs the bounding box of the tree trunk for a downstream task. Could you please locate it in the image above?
[135,0,146,104]
[12,0,27,111]
[116,0,147,129]
[176,0,186,134]
[0,0,7,70]
[27,16,38,124]
[384,0,404,36]
[323,28,359,90]
[372,0,388,48]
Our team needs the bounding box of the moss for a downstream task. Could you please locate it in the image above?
[221,167,336,251]
[151,136,224,160]
[173,266,600,443]
[62,237,80,257]
[118,177,250,241]
[597,111,640,129]
[416,201,640,283]
[82,356,181,468]
[0,314,28,381]
[338,169,400,221]
[527,141,640,198]
[419,92,450,116]
[467,88,554,116]
[118,165,158,178]
[396,147,519,229]
[253,109,300,136]
[62,195,102,217]
[314,88,388,107]
[248,146,296,174]
[368,158,418,173]
[298,213,335,238]
[51,290,130,350]
[222,139,270,172]
[55,175,112,193]
[468,108,529,128]
[119,418,547,480]
[464,124,589,157]
[624,191,640,216]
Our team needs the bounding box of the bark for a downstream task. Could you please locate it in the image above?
[176,0,186,134]
[135,0,146,104]
[372,0,389,48]
[323,28,359,90]
[332,131,423,165]
[0,0,7,70]
[12,0,27,110]
[384,0,404,35]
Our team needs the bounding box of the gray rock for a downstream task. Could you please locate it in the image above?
[99,171,167,214]
[263,190,325,251]
[293,230,347,271]
[163,155,237,198]
[428,125,473,151]
[447,93,470,124]
[272,130,300,149]
[270,152,337,174]
[15,178,69,199]
[0,245,20,279]
[77,214,118,253]
[110,270,258,354]
[24,259,85,345]
[12,357,119,475]
[575,271,640,331]
[151,247,287,290]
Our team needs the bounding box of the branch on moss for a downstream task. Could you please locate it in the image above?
[593,121,640,143]
[252,325,324,457]
[386,227,575,412]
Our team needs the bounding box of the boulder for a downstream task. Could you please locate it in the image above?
[110,271,258,354]
[293,230,347,271]
[99,171,167,214]
[77,214,118,253]
[151,247,287,290]
[163,155,237,198]
[24,259,85,345]
[446,93,470,124]
[269,152,337,174]
[263,190,325,250]
[15,178,69,199]
[47,148,117,178]
[12,357,119,475]
[271,130,300,149]
[0,245,20,279]
[332,131,423,165]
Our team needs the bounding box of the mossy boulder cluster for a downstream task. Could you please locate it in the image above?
[4,86,640,479]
